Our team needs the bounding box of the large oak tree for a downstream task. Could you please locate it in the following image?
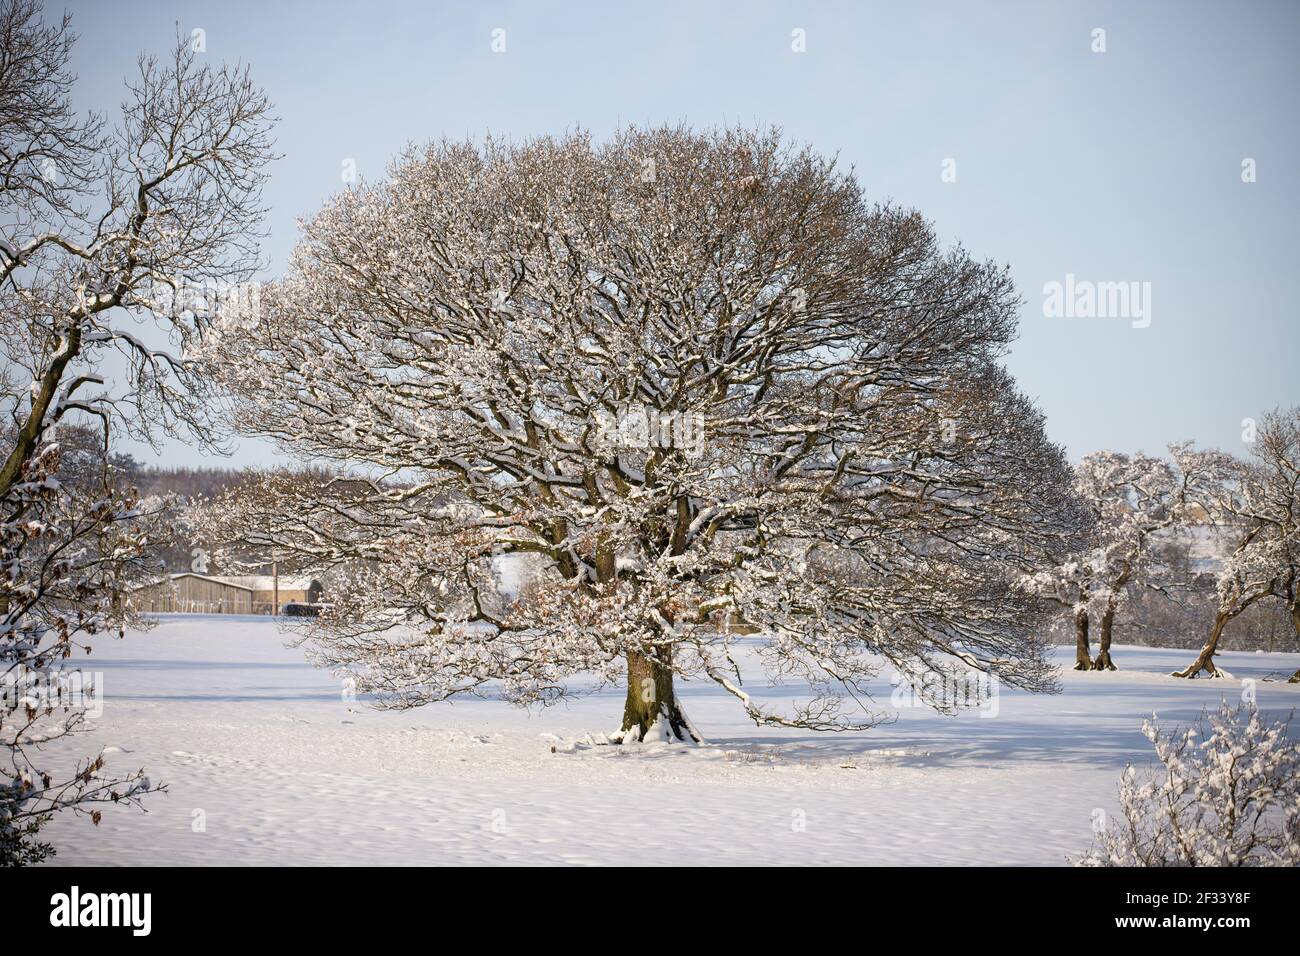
[204,127,1081,740]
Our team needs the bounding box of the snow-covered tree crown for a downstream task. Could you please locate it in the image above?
[1019,450,1200,612]
[203,126,1081,730]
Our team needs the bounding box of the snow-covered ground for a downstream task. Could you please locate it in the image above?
[38,615,1300,866]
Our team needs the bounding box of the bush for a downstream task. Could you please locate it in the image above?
[1076,702,1300,866]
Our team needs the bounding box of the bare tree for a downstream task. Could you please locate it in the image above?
[203,127,1080,741]
[0,0,275,862]
[0,0,275,487]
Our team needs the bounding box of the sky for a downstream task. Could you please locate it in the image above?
[59,0,1300,468]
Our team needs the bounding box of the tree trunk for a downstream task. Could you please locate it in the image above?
[1091,605,1118,670]
[1171,612,1229,678]
[0,325,81,497]
[618,648,700,743]
[1073,607,1091,671]
[1289,605,1300,683]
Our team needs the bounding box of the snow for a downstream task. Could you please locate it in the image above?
[37,615,1300,866]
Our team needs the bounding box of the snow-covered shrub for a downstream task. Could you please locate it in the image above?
[1077,702,1300,866]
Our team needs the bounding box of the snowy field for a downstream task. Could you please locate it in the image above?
[39,615,1300,866]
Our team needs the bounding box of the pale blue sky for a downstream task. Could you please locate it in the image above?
[62,0,1299,467]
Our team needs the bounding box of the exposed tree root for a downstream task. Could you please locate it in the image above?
[1090,649,1117,671]
[1170,654,1227,679]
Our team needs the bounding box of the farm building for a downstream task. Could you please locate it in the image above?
[212,574,323,613]
[131,573,323,615]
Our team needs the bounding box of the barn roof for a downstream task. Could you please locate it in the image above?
[204,574,319,591]
[132,572,321,592]
[164,572,255,591]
